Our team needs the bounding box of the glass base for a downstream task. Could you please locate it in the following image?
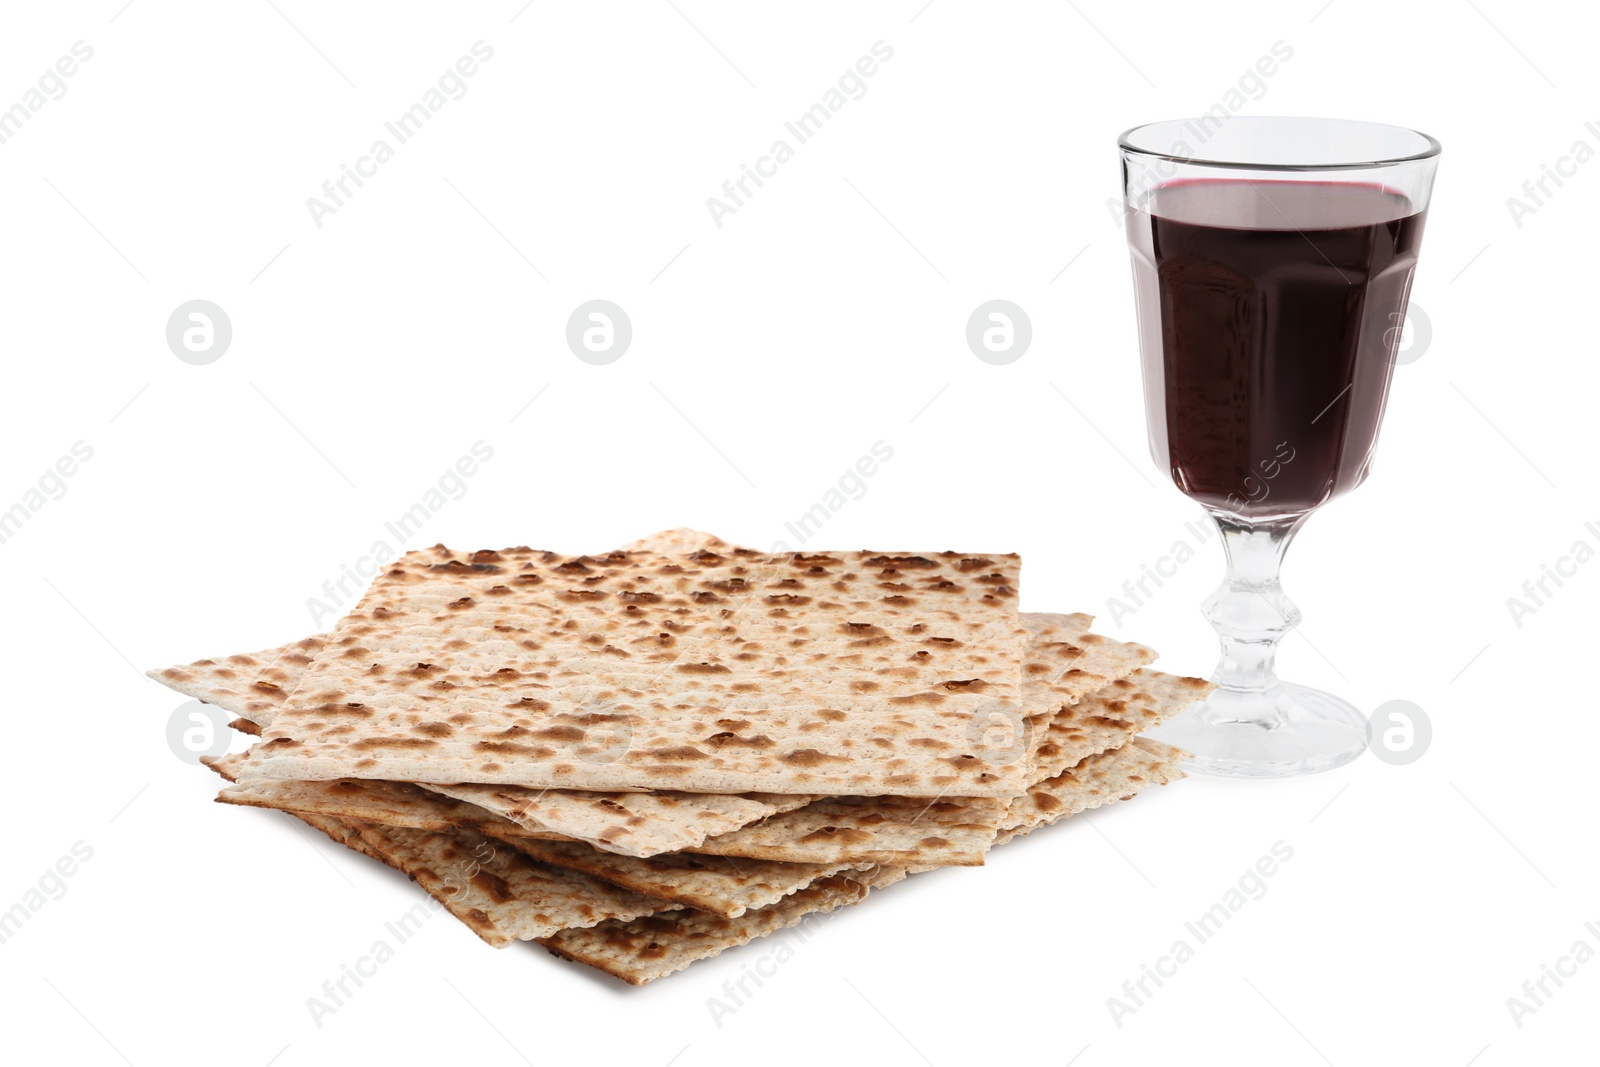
[1148,681,1367,778]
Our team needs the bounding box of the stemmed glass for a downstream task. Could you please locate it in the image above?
[1120,117,1441,777]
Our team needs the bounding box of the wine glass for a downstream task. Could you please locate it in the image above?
[1120,117,1441,777]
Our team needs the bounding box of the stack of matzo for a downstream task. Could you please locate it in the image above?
[151,530,1210,983]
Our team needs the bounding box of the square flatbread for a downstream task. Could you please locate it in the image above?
[539,865,910,985]
[236,636,325,725]
[214,772,569,844]
[1030,667,1212,782]
[148,644,291,718]
[161,636,819,857]
[996,737,1188,845]
[230,539,1031,797]
[204,756,673,949]
[1017,612,1158,772]
[330,822,674,947]
[165,610,1167,859]
[494,839,869,919]
[678,668,1210,866]
[288,735,1188,983]
[207,733,1187,984]
[537,742,1192,984]
[248,638,828,846]
[421,782,815,857]
[211,744,888,928]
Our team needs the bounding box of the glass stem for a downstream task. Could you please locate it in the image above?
[1202,512,1308,708]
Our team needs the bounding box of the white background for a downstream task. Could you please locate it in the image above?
[1,2,1595,1064]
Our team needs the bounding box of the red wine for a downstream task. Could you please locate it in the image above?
[1126,179,1427,518]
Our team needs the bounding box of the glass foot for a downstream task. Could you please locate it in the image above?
[1147,682,1368,778]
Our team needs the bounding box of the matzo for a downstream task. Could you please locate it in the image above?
[240,635,325,726]
[180,634,819,856]
[212,737,868,931]
[203,751,249,781]
[540,865,909,984]
[680,668,1210,866]
[685,792,1006,867]
[147,643,289,719]
[235,539,1032,797]
[202,757,679,949]
[338,824,674,947]
[1016,612,1158,769]
[995,737,1188,846]
[216,776,569,843]
[424,782,816,858]
[190,619,1196,867]
[201,621,1175,860]
[1030,668,1213,781]
[497,838,866,918]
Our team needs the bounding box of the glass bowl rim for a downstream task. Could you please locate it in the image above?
[1119,116,1442,171]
